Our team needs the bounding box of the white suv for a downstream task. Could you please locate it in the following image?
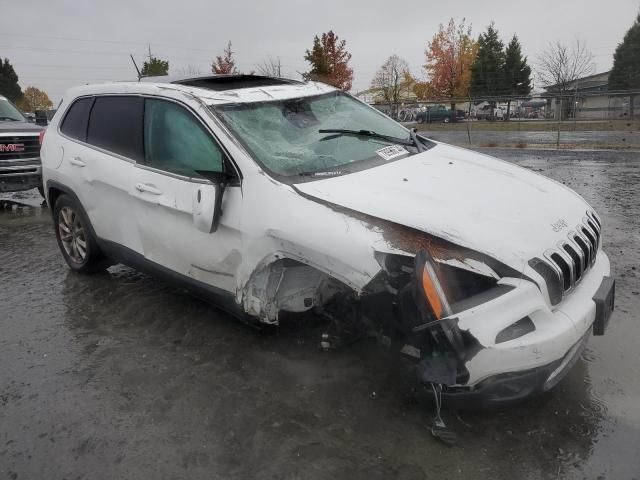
[41,75,615,407]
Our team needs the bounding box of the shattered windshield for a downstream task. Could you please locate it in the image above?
[0,98,27,122]
[212,91,426,177]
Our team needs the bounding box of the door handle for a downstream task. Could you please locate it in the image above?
[135,183,162,195]
[69,157,86,167]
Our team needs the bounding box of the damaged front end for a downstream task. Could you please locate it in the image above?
[363,248,511,391]
[238,199,605,412]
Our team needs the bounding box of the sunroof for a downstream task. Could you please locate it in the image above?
[174,75,301,91]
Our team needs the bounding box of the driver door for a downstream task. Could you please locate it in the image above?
[130,97,242,294]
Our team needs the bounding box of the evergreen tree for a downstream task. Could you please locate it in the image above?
[610,13,640,89]
[609,13,640,116]
[503,35,532,118]
[141,56,169,77]
[470,24,505,118]
[0,58,23,102]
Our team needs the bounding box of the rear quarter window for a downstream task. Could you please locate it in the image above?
[87,96,143,161]
[60,97,93,142]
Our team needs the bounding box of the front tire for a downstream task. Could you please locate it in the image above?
[53,194,108,273]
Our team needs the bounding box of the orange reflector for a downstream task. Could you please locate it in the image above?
[420,254,452,320]
[422,267,444,319]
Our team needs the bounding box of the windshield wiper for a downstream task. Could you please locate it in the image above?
[0,117,20,121]
[318,129,415,147]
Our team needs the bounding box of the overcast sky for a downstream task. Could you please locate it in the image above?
[2,0,639,103]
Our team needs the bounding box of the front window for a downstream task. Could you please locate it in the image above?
[212,92,428,178]
[144,98,224,176]
[0,98,27,122]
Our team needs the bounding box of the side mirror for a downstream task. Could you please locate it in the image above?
[34,110,48,126]
[192,170,227,233]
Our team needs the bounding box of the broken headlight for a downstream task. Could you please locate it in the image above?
[374,250,511,323]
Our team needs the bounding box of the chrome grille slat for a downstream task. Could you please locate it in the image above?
[587,210,602,229]
[557,245,577,287]
[580,224,598,266]
[573,234,590,269]
[577,229,594,266]
[563,241,584,279]
[553,249,575,289]
[585,218,600,250]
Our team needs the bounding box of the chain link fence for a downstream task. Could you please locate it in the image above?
[371,90,640,150]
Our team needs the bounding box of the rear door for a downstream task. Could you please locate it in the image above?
[75,96,144,253]
[130,97,242,293]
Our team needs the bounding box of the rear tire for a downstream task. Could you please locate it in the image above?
[53,194,108,273]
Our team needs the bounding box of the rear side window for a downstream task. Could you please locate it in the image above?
[60,97,93,141]
[87,96,143,161]
[144,98,223,176]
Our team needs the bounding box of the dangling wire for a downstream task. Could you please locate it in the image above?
[431,383,443,425]
[429,382,457,446]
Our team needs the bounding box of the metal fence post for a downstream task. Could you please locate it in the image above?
[466,95,472,145]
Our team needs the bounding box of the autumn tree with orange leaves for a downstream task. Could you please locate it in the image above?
[424,18,478,110]
[303,31,353,91]
[212,41,239,74]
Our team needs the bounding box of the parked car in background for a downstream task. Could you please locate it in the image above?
[41,75,615,407]
[475,105,506,121]
[415,105,456,123]
[474,105,491,120]
[0,95,46,196]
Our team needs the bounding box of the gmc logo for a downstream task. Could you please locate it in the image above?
[0,143,25,152]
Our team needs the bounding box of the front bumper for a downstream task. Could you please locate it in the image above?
[0,170,42,193]
[442,327,591,409]
[429,250,611,406]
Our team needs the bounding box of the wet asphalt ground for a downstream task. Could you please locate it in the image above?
[1,148,639,479]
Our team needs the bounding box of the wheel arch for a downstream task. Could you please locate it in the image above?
[46,180,77,214]
[46,180,101,243]
[239,252,360,325]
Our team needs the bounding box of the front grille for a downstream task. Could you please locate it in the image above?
[530,210,602,305]
[0,135,40,161]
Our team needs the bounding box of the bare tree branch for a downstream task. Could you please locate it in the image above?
[176,65,203,76]
[371,55,412,118]
[256,56,282,77]
[537,39,595,94]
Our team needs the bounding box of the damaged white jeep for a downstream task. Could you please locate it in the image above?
[42,75,615,407]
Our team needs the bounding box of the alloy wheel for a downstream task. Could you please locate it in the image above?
[58,206,87,263]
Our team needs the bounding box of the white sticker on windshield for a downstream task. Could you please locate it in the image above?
[375,144,409,161]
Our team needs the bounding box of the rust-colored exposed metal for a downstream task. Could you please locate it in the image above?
[325,200,469,261]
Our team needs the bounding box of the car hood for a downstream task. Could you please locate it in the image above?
[293,143,592,271]
[0,120,44,133]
